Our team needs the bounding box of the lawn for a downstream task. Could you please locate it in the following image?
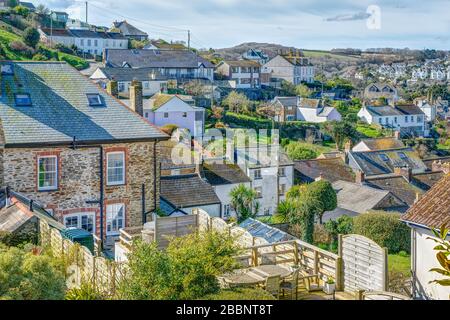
[356,123,386,138]
[0,26,88,70]
[287,141,336,154]
[388,253,411,276]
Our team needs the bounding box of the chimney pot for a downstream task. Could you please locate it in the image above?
[130,80,144,116]
[394,166,413,182]
[106,79,118,98]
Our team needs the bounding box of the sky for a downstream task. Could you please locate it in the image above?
[36,0,450,50]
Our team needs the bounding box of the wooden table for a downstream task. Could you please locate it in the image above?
[222,265,293,287]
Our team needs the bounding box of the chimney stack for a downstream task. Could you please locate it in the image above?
[432,160,450,174]
[394,130,401,140]
[130,79,143,116]
[106,79,118,98]
[394,166,413,182]
[355,170,365,184]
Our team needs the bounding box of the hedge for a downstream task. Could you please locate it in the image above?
[353,211,410,254]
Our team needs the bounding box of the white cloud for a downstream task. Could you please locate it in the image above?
[34,0,450,49]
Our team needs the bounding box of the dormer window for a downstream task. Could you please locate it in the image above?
[14,93,32,106]
[87,94,103,107]
[379,154,389,162]
[1,64,13,75]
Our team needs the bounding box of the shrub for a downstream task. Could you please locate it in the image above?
[117,230,240,300]
[353,211,410,254]
[22,27,40,48]
[32,53,48,61]
[285,143,318,160]
[65,282,107,300]
[55,43,75,55]
[201,288,275,300]
[0,245,66,300]
[0,230,38,247]
[160,124,178,136]
[9,40,34,57]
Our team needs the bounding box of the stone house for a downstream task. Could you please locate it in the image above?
[215,60,261,89]
[0,61,168,242]
[112,20,149,41]
[262,53,315,85]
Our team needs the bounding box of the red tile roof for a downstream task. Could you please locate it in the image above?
[402,174,450,228]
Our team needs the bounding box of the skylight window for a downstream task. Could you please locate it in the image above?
[379,154,389,162]
[87,94,103,107]
[14,93,32,106]
[1,64,13,75]
[398,152,408,160]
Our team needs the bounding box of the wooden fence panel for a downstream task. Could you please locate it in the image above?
[339,234,388,292]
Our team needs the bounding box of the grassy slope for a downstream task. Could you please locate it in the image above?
[302,49,361,61]
[0,27,88,70]
[388,254,411,276]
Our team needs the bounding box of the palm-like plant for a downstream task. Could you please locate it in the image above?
[428,224,450,287]
[229,184,260,222]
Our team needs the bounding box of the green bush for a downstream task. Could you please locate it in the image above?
[285,143,318,160]
[201,288,275,300]
[0,245,66,300]
[22,27,40,48]
[0,230,37,247]
[32,53,48,61]
[353,211,410,254]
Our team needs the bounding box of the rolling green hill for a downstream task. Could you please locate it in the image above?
[0,25,88,70]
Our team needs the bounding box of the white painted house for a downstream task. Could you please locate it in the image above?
[263,54,315,85]
[358,105,427,137]
[90,67,168,97]
[202,162,252,219]
[414,99,437,122]
[39,28,128,56]
[402,170,450,300]
[144,95,205,138]
[271,97,342,123]
[235,147,294,216]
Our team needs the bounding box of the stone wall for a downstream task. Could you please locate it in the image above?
[1,141,160,238]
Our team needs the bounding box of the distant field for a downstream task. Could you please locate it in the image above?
[302,49,361,61]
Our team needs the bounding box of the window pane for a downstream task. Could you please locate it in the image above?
[107,153,125,185]
[38,157,57,189]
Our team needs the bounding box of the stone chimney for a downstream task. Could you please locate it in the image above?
[106,79,118,98]
[394,166,413,182]
[130,79,143,116]
[432,160,450,174]
[355,170,365,184]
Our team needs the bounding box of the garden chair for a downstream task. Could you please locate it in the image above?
[298,273,322,293]
[280,268,300,300]
[263,275,281,298]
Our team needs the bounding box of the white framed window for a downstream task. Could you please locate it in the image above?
[224,204,231,217]
[107,152,125,186]
[106,203,125,235]
[64,213,95,234]
[38,156,58,191]
[279,184,286,195]
[254,169,262,180]
[254,186,263,198]
[278,167,286,177]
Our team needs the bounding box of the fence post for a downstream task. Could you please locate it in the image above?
[252,247,259,267]
[313,251,319,276]
[336,256,343,291]
[293,242,299,266]
[355,290,365,300]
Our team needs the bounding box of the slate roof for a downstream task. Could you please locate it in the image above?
[104,49,215,69]
[294,158,355,183]
[299,98,322,109]
[364,105,425,117]
[223,60,261,68]
[19,1,35,10]
[160,174,220,208]
[158,140,197,171]
[0,62,168,146]
[202,162,251,186]
[357,137,405,151]
[395,104,425,116]
[411,172,445,190]
[273,96,298,107]
[239,218,295,244]
[40,28,127,40]
[365,175,424,207]
[0,202,34,233]
[330,180,392,214]
[349,148,427,176]
[113,21,148,37]
[280,55,312,66]
[402,174,450,228]
[93,67,167,82]
[423,156,450,171]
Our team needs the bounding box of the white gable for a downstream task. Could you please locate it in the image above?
[155,96,197,112]
[89,68,108,80]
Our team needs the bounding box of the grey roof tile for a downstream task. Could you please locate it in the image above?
[0,62,168,146]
